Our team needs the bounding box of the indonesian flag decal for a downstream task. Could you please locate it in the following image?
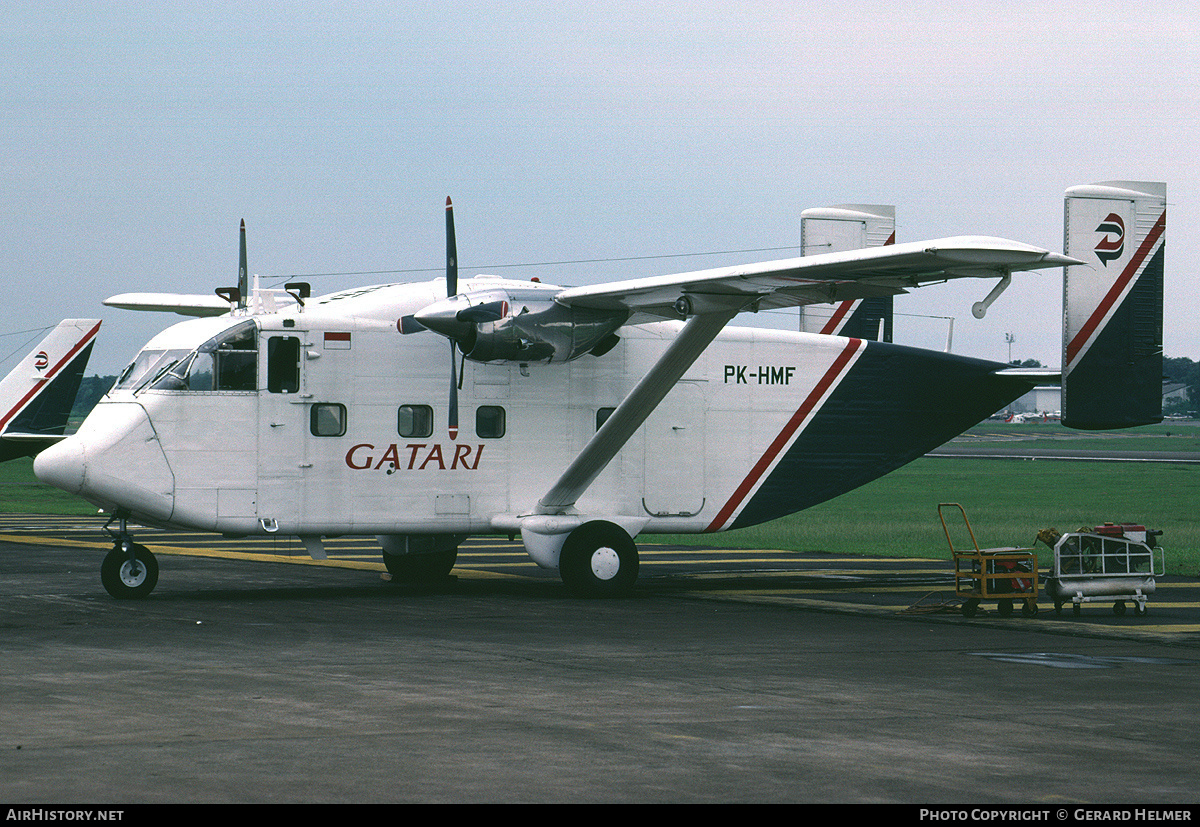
[324,331,352,350]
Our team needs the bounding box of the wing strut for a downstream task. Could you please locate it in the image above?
[535,305,744,515]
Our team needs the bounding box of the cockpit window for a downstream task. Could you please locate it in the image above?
[149,320,258,393]
[114,349,190,392]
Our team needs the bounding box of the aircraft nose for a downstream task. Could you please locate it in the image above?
[33,436,86,494]
[34,402,174,521]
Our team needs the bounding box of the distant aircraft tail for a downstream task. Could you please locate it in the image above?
[798,205,895,341]
[1062,182,1165,430]
[0,319,101,461]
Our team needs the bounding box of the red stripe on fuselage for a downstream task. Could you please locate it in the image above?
[705,337,863,532]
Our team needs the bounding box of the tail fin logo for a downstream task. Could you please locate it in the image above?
[34,351,48,371]
[1094,213,1125,266]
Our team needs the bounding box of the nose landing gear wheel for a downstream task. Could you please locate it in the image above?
[100,542,159,599]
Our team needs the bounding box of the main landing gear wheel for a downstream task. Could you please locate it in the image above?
[383,548,457,582]
[378,534,463,584]
[100,542,159,599]
[559,521,639,598]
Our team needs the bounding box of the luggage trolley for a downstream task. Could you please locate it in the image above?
[938,503,1039,618]
[1042,524,1165,616]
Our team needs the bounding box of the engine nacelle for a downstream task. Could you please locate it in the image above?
[413,287,628,364]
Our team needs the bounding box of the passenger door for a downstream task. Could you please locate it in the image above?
[257,330,307,531]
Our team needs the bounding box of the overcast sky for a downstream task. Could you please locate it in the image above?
[2,1,1196,375]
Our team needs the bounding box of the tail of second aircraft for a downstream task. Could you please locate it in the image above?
[798,205,895,341]
[1061,181,1165,430]
[0,319,101,461]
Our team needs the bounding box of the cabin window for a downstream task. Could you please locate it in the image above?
[268,336,301,393]
[596,407,616,430]
[398,404,433,438]
[310,403,347,437]
[476,405,506,439]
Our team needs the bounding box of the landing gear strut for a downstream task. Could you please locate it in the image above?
[100,511,158,599]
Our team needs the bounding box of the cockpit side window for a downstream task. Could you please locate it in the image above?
[148,320,258,393]
[211,322,257,391]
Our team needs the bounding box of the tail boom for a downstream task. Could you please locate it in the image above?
[705,338,1034,533]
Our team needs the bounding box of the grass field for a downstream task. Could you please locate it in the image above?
[0,457,97,515]
[665,456,1200,574]
[3,422,1198,574]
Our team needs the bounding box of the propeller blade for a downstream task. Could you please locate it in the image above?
[446,197,460,440]
[445,196,457,298]
[448,341,459,440]
[238,219,248,309]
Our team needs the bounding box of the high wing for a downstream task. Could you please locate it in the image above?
[410,210,1078,539]
[527,237,1077,519]
[555,236,1077,319]
[103,292,232,317]
[103,220,259,318]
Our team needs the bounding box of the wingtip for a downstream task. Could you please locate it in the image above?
[1047,252,1086,267]
[446,196,453,208]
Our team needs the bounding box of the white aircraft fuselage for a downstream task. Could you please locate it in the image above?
[41,275,1026,556]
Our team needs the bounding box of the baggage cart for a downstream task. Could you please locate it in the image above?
[1042,524,1164,616]
[938,503,1039,618]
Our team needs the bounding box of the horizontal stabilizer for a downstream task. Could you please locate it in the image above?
[994,367,1061,383]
